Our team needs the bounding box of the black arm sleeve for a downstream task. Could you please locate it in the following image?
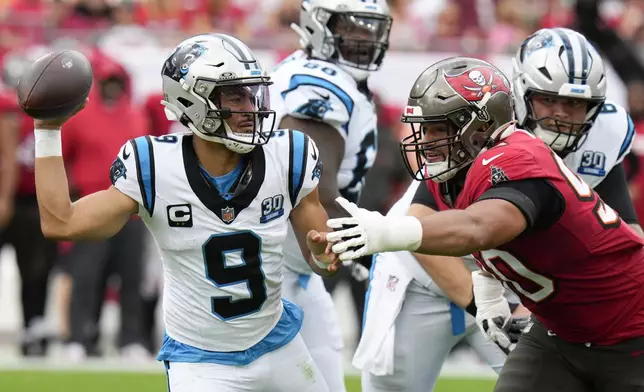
[411,181,439,210]
[625,152,640,182]
[594,163,639,224]
[476,179,565,232]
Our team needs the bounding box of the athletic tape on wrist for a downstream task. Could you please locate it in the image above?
[34,129,62,157]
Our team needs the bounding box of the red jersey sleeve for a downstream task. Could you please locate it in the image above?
[459,131,554,207]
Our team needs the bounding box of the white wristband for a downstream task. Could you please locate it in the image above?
[382,215,423,252]
[311,253,328,269]
[34,129,62,158]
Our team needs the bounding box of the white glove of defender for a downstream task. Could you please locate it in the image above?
[472,270,513,353]
[327,197,422,261]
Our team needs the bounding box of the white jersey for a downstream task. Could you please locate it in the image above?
[387,100,637,289]
[564,100,635,188]
[270,50,378,274]
[110,131,321,358]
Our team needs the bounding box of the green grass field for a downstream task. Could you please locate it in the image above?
[0,371,495,392]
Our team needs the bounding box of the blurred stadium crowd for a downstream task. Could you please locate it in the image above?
[3,0,644,54]
[1,0,644,368]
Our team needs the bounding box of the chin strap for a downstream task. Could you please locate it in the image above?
[161,100,182,121]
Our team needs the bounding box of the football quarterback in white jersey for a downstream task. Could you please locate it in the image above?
[353,29,642,392]
[268,1,392,390]
[31,34,340,392]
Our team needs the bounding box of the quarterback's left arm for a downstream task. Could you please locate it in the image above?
[593,162,643,236]
[290,188,340,277]
[287,131,340,276]
[328,179,564,259]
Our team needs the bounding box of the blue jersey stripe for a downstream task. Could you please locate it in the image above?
[281,74,354,133]
[133,136,156,216]
[361,255,377,332]
[288,131,308,205]
[618,114,636,161]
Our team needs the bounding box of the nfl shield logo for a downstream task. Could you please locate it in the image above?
[386,275,400,292]
[221,206,235,223]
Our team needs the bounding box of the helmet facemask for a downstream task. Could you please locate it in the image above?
[523,90,604,155]
[400,108,487,182]
[320,10,392,73]
[190,78,276,154]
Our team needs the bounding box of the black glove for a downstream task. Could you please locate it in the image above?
[506,316,532,344]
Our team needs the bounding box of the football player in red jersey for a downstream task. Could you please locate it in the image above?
[316,57,644,392]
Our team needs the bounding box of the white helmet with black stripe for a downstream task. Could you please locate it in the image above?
[161,33,276,154]
[512,28,606,153]
[292,0,392,81]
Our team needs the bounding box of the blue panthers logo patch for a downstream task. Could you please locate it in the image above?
[163,43,206,81]
[110,157,127,185]
[312,159,323,181]
[521,30,555,61]
[295,99,332,120]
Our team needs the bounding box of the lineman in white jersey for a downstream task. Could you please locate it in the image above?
[512,28,640,234]
[31,34,341,392]
[269,1,392,390]
[504,28,640,338]
[355,28,642,392]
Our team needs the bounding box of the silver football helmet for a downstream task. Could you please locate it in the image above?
[161,34,276,154]
[400,57,514,182]
[292,0,392,81]
[512,28,606,154]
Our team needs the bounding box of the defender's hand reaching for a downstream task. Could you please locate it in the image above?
[326,197,422,261]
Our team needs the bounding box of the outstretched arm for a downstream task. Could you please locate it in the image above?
[34,111,138,241]
[328,178,562,260]
[413,199,527,256]
[408,203,476,308]
[328,196,527,259]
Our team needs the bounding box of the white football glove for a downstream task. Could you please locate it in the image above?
[326,197,422,261]
[472,270,513,353]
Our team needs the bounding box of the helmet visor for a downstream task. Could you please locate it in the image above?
[194,79,276,146]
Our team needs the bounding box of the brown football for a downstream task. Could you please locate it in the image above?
[17,50,93,120]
